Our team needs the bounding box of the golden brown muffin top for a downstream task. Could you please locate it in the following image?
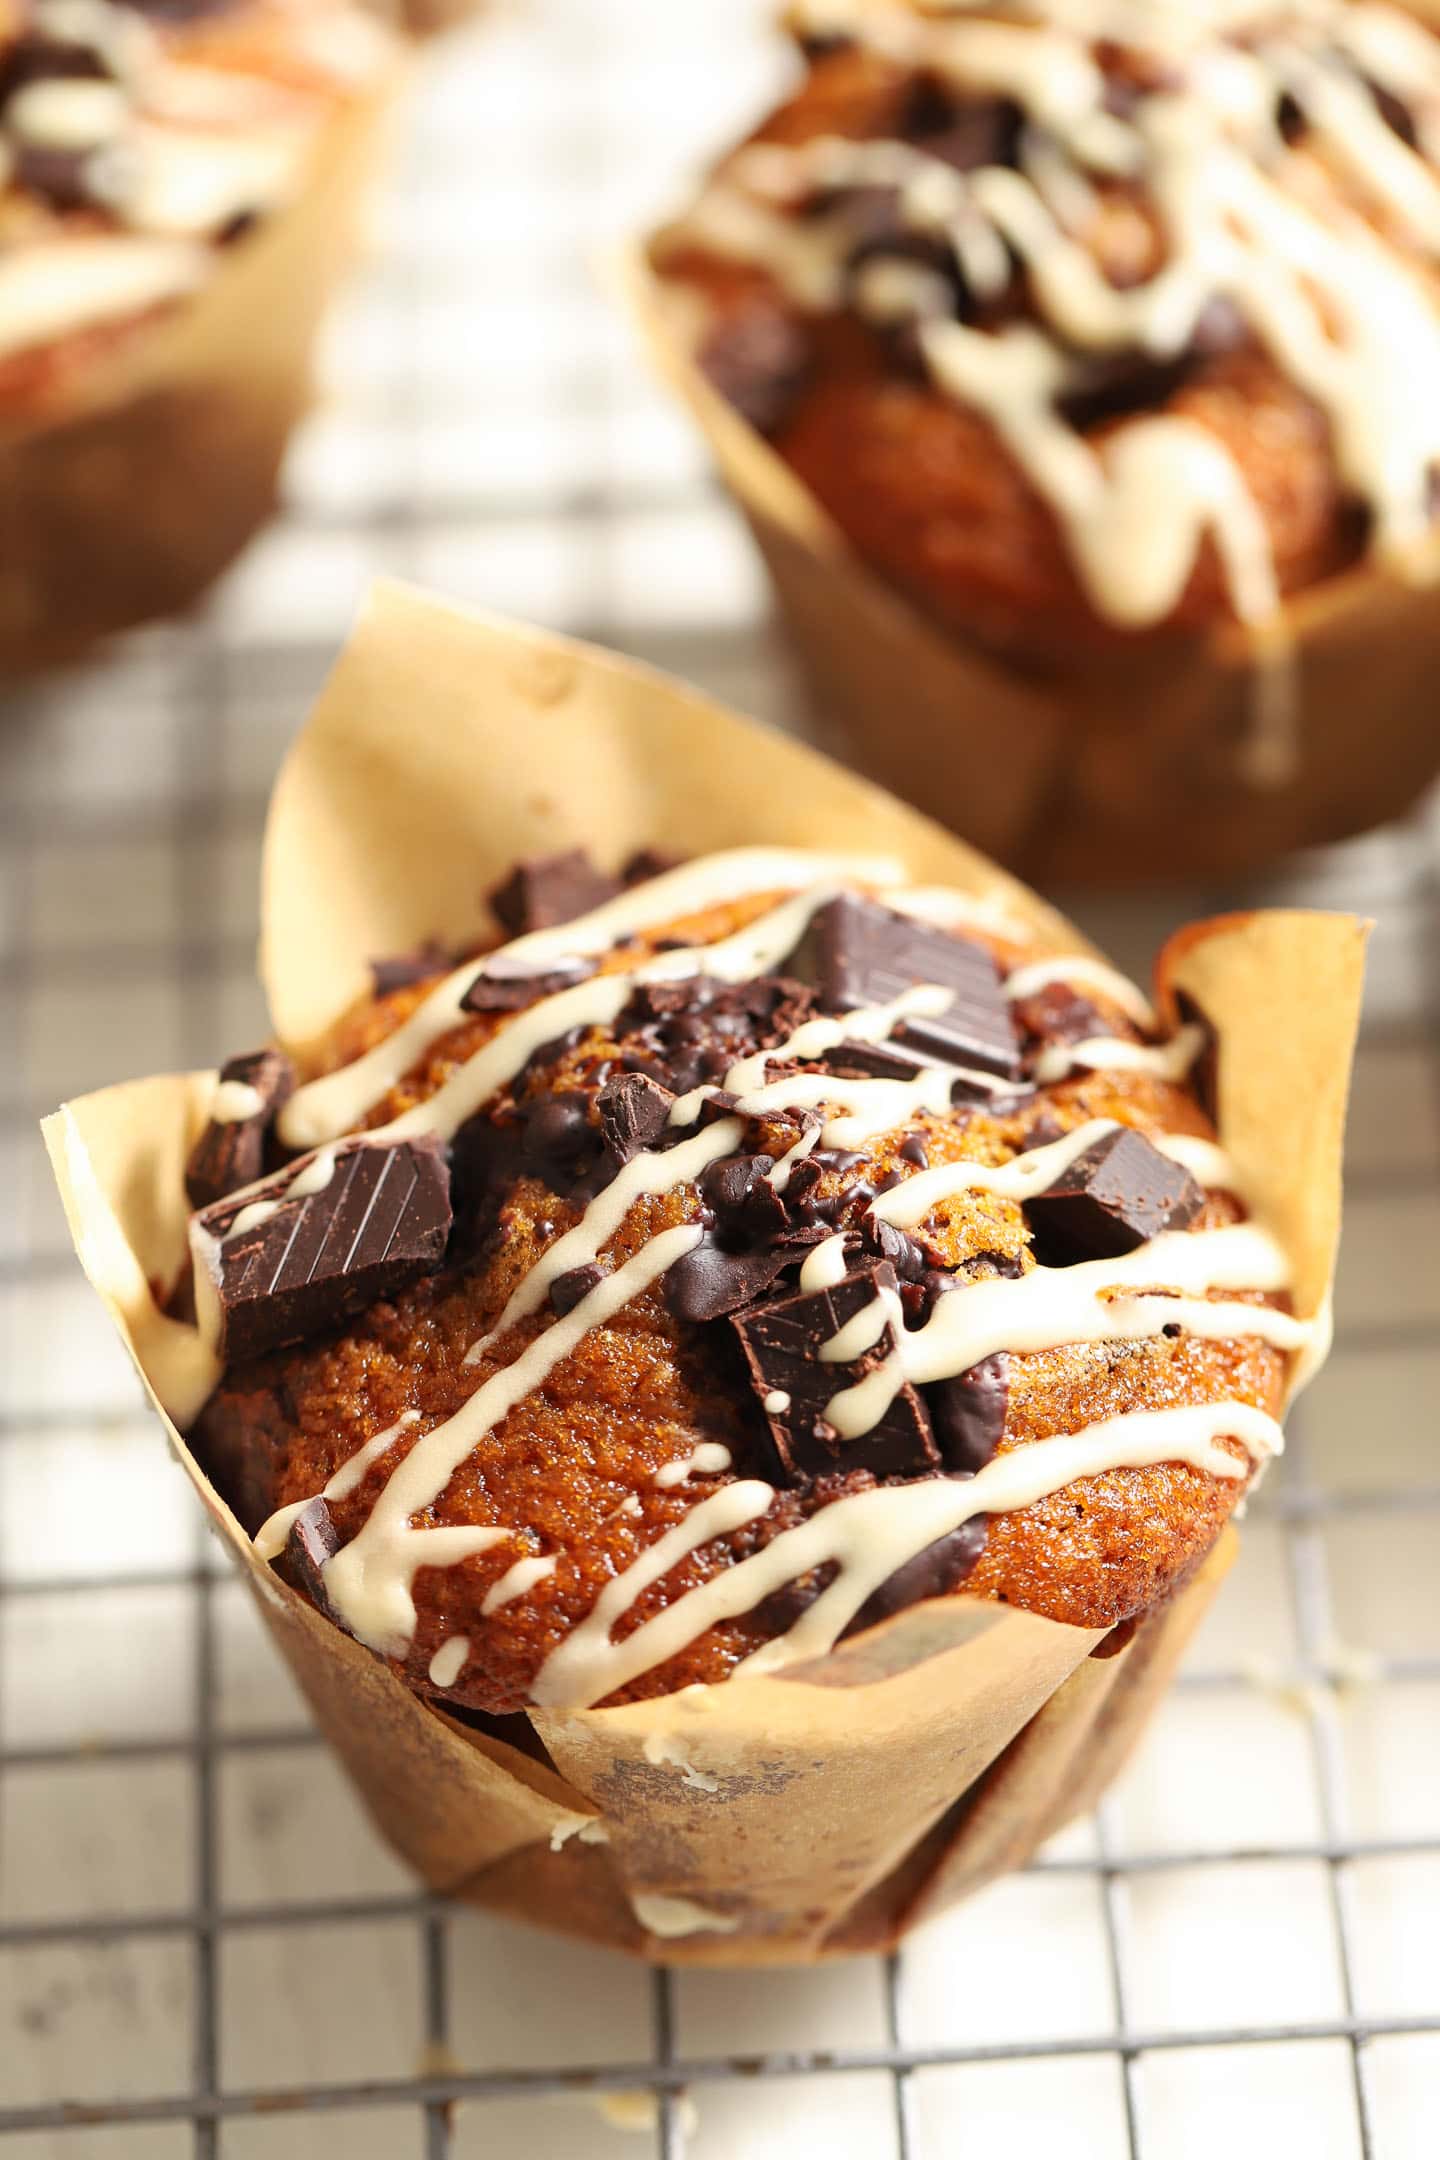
[180,847,1307,1712]
[658,0,1440,669]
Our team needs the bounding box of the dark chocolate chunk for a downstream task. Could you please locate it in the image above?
[859,1214,929,1284]
[732,1264,940,1483]
[488,850,621,938]
[825,1037,926,1083]
[369,939,452,998]
[1012,980,1108,1061]
[842,1519,988,1637]
[519,1092,596,1185]
[698,297,813,439]
[194,1136,452,1364]
[614,973,816,1098]
[460,951,596,1013]
[785,895,1021,1078]
[664,1229,825,1325]
[926,1351,1009,1475]
[550,1262,606,1317]
[283,1497,340,1614]
[699,1153,787,1241]
[184,1048,296,1211]
[1024,1128,1205,1264]
[596,1072,676,1164]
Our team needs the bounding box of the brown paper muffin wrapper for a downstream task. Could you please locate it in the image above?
[0,87,400,675]
[44,584,1364,1962]
[622,245,1440,886]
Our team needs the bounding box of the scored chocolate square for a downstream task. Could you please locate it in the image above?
[784,894,1021,1078]
[191,1135,452,1364]
[732,1261,939,1483]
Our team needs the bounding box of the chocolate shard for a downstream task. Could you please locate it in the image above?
[825,1037,926,1084]
[550,1262,606,1317]
[664,1229,826,1325]
[732,1263,940,1483]
[283,1497,340,1614]
[784,895,1021,1079]
[193,1136,452,1364]
[926,1351,1010,1475]
[842,1519,989,1638]
[1011,981,1108,1061]
[184,1047,296,1211]
[1024,1128,1205,1264]
[369,939,452,998]
[487,850,621,938]
[596,1072,676,1164]
[460,951,596,1013]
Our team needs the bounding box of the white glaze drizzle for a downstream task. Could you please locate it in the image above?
[532,1401,1282,1707]
[480,1556,558,1616]
[210,1079,266,1124]
[630,1892,741,1938]
[1032,1022,1208,1084]
[428,1637,470,1689]
[655,1443,734,1490]
[253,1409,421,1563]
[1003,953,1156,1027]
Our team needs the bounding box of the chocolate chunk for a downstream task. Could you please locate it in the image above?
[283,1497,340,1614]
[859,1214,929,1284]
[369,939,452,998]
[825,1038,926,1083]
[698,297,813,439]
[488,850,621,938]
[732,1264,940,1483]
[1370,80,1418,149]
[842,1519,988,1637]
[550,1262,606,1316]
[1012,981,1108,1060]
[193,1136,452,1364]
[615,973,816,1098]
[926,1352,1009,1475]
[596,1072,676,1164]
[1024,1128,1205,1263]
[665,1230,824,1324]
[901,78,1023,173]
[460,951,596,1013]
[184,1048,296,1211]
[699,1153,787,1241]
[899,1133,930,1169]
[785,896,1020,1078]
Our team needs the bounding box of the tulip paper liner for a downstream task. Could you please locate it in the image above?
[0,83,401,675]
[623,242,1440,887]
[45,583,1364,1962]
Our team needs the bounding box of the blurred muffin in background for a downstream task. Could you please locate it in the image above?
[641,0,1440,881]
[0,0,399,670]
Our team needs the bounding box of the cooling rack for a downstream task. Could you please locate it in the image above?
[1,3,1437,2154]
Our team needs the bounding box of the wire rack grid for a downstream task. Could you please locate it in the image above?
[1,2,1438,2155]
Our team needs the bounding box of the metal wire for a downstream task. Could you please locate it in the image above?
[1,3,1438,2154]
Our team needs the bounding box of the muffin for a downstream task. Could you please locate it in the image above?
[48,586,1363,1960]
[0,0,397,668]
[640,0,1440,879]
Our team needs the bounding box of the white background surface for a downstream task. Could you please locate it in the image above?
[1,3,1438,2154]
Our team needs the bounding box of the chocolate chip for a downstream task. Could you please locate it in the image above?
[488,850,621,938]
[926,1352,1009,1475]
[698,297,813,439]
[1370,80,1418,148]
[596,1072,676,1164]
[192,1136,452,1364]
[732,1264,940,1483]
[785,896,1021,1079]
[520,1093,595,1185]
[1024,1128,1205,1264]
[550,1262,606,1316]
[185,1048,296,1211]
[899,1133,930,1169]
[460,951,596,1013]
[842,1519,988,1637]
[369,940,452,998]
[615,974,816,1098]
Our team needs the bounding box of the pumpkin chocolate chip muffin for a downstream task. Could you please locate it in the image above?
[179,845,1304,1715]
